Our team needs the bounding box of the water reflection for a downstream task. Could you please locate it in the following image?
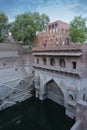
[0,97,74,130]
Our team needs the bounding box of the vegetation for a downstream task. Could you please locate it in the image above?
[0,12,8,42]
[1,11,87,45]
[69,16,87,43]
[10,12,50,46]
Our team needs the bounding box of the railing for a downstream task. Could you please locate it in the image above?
[33,64,85,76]
[33,44,82,52]
[33,52,82,56]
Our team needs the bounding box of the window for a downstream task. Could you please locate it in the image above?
[66,38,69,45]
[72,62,76,69]
[32,71,35,75]
[60,58,65,67]
[55,24,58,32]
[60,37,62,44]
[56,39,59,46]
[43,58,47,65]
[42,40,47,47]
[66,29,68,33]
[36,58,39,64]
[50,58,55,66]
[13,92,16,94]
[83,94,85,101]
[3,63,6,66]
[15,68,18,71]
[49,26,51,34]
[51,25,54,34]
[69,95,74,100]
[49,26,51,31]
[62,29,64,33]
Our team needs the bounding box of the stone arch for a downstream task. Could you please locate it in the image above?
[68,94,75,101]
[44,79,64,106]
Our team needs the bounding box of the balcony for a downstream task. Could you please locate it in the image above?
[33,63,86,77]
[33,52,82,57]
[33,44,82,52]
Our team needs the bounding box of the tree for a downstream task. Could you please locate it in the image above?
[32,12,50,31]
[32,12,42,31]
[40,13,50,31]
[0,12,8,42]
[69,16,87,43]
[10,12,50,46]
[10,12,36,46]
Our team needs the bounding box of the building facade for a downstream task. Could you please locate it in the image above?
[35,20,70,47]
[33,20,87,119]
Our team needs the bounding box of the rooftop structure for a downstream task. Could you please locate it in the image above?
[35,20,70,47]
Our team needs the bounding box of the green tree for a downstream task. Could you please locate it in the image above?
[69,16,87,43]
[0,12,8,42]
[32,12,42,31]
[11,12,36,46]
[11,12,50,46]
[40,13,50,31]
[32,12,50,31]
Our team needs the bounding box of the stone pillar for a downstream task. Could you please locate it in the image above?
[51,25,53,35]
[39,94,44,100]
[35,88,39,98]
[54,24,56,33]
[34,75,40,98]
[39,86,47,100]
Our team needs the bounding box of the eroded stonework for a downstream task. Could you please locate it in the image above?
[33,20,87,119]
[0,43,34,110]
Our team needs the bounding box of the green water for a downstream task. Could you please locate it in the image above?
[0,97,74,130]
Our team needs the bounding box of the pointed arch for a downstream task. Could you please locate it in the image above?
[44,79,64,106]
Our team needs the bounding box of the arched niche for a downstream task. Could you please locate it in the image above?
[44,79,64,106]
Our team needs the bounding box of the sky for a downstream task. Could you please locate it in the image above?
[0,0,87,24]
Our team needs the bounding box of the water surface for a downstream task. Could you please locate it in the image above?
[0,97,74,130]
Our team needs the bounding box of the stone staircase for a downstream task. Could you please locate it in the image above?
[0,75,34,111]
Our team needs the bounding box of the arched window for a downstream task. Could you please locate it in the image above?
[83,94,85,101]
[36,58,39,64]
[69,95,74,100]
[43,58,47,65]
[59,58,65,67]
[50,58,55,66]
[3,63,6,66]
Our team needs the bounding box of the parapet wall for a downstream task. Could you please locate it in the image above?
[70,100,87,130]
[70,120,82,130]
